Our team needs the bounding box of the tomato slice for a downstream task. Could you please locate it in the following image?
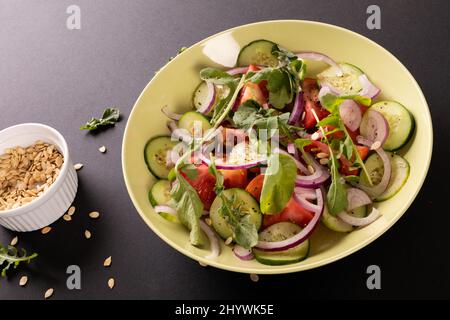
[221,169,247,189]
[301,78,330,129]
[339,145,370,176]
[263,196,314,228]
[304,140,330,155]
[181,164,216,210]
[240,82,266,106]
[245,174,264,200]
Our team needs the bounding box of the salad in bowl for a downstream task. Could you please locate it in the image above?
[143,39,415,266]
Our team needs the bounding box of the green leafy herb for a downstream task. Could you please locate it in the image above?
[260,153,297,214]
[170,169,205,246]
[327,148,348,215]
[200,68,238,86]
[320,93,371,114]
[0,244,37,277]
[232,102,290,132]
[208,160,258,249]
[80,108,120,131]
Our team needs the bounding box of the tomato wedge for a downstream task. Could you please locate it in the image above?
[301,78,330,129]
[222,169,247,189]
[182,164,216,210]
[263,196,314,228]
[245,174,264,200]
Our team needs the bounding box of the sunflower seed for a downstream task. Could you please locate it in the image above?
[10,236,18,246]
[84,230,91,239]
[41,226,52,234]
[319,158,329,165]
[199,261,208,267]
[205,218,212,226]
[74,163,83,170]
[250,273,259,282]
[89,211,100,219]
[225,236,233,245]
[98,146,107,153]
[108,278,115,289]
[317,152,329,159]
[371,141,381,150]
[63,214,72,221]
[19,275,28,286]
[44,288,54,299]
[103,256,112,267]
[67,206,76,216]
[307,165,315,174]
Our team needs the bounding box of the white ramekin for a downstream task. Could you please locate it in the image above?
[0,123,78,232]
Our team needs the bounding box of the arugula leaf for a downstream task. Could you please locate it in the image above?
[327,149,348,215]
[0,244,37,277]
[271,44,298,63]
[80,108,120,131]
[171,170,205,246]
[246,68,293,109]
[260,153,297,214]
[208,160,258,249]
[232,103,290,132]
[320,94,371,113]
[200,68,238,86]
[180,164,198,180]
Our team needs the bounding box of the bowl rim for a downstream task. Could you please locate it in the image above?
[0,123,71,217]
[121,19,433,274]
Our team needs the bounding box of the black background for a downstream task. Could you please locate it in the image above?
[0,0,448,300]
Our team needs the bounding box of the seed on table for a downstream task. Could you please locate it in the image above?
[74,163,83,170]
[108,278,115,289]
[98,146,107,153]
[103,256,112,267]
[44,288,54,299]
[63,214,72,221]
[319,158,329,165]
[41,226,52,234]
[250,274,259,282]
[317,152,328,159]
[10,236,18,246]
[84,230,92,239]
[67,206,76,216]
[89,211,100,219]
[19,275,28,287]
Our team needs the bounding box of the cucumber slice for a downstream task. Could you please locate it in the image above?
[178,111,212,135]
[210,188,262,240]
[370,101,415,151]
[321,204,353,232]
[148,180,172,206]
[360,152,410,202]
[192,82,230,116]
[317,63,364,95]
[237,40,279,67]
[321,203,367,232]
[253,222,310,265]
[144,136,177,179]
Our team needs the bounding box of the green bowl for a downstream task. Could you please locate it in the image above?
[122,20,432,274]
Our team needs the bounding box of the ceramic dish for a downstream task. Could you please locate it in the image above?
[122,20,432,274]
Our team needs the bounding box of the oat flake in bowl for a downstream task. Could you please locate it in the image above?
[0,141,64,211]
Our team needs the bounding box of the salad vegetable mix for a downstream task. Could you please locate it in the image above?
[144,39,415,266]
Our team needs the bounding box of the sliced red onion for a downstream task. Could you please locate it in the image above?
[294,187,317,200]
[339,100,362,131]
[167,121,193,144]
[231,97,240,112]
[288,91,304,125]
[226,66,249,75]
[358,74,381,99]
[360,110,390,145]
[199,220,221,259]
[154,205,177,215]
[354,136,392,199]
[233,244,254,261]
[256,188,324,252]
[200,153,265,170]
[347,188,372,211]
[262,102,269,109]
[294,188,322,214]
[273,147,309,175]
[166,149,180,167]
[295,154,330,188]
[337,207,381,227]
[161,105,182,121]
[295,52,343,76]
[197,82,216,114]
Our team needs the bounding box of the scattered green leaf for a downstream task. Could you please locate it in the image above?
[80,108,120,131]
[0,244,37,277]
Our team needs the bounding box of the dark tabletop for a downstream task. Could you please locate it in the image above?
[0,0,449,300]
